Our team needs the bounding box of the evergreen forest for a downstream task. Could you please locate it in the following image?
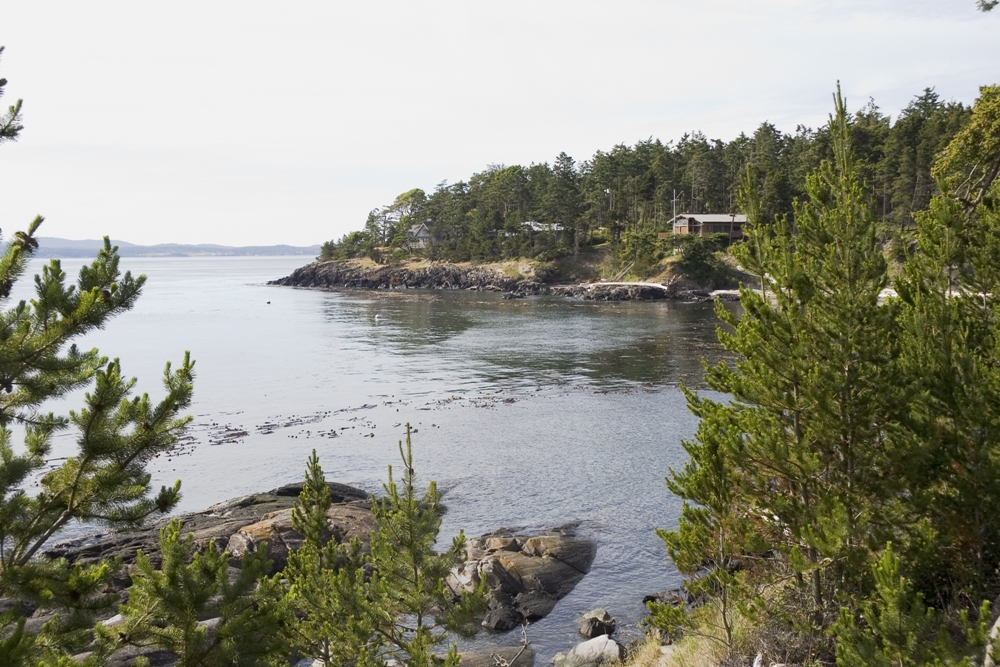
[322,87,971,266]
[5,32,1000,667]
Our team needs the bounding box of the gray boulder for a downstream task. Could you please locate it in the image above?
[577,608,616,638]
[552,635,623,667]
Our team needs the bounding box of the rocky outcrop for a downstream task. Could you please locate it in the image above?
[270,260,532,292]
[269,259,746,303]
[550,282,715,302]
[43,481,370,571]
[43,486,594,641]
[447,527,597,632]
[24,484,607,667]
[225,502,375,573]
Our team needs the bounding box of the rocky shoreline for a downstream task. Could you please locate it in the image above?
[268,260,735,302]
[23,482,619,666]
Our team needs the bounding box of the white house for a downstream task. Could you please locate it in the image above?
[406,222,432,249]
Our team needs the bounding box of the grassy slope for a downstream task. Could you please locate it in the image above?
[327,245,753,289]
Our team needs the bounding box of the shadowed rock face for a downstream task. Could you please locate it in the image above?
[447,527,598,632]
[270,261,527,292]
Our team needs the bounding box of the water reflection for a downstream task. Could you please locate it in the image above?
[322,293,479,347]
[317,289,737,391]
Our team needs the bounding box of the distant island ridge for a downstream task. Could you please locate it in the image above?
[32,237,321,258]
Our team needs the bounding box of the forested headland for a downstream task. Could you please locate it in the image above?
[9,26,1000,666]
[322,87,970,274]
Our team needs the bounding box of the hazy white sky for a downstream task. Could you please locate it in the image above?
[0,1,997,246]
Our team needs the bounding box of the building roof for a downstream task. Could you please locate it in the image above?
[670,214,747,224]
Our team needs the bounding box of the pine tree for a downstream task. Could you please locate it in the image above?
[282,428,486,667]
[543,153,582,254]
[0,47,196,666]
[367,425,486,666]
[659,86,901,659]
[894,83,1000,599]
[831,544,991,667]
[659,84,1000,665]
[116,521,286,667]
[0,46,23,144]
[282,450,375,665]
[649,393,766,654]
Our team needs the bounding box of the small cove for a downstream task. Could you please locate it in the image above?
[12,256,735,660]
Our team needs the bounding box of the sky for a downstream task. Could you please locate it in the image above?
[0,1,997,247]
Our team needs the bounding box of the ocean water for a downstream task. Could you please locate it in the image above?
[10,255,733,660]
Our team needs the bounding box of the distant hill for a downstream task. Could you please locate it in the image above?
[33,237,321,258]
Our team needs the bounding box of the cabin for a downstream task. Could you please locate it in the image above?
[669,213,746,241]
[406,222,432,249]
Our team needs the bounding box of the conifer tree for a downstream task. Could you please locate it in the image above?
[831,544,991,667]
[649,393,765,654]
[895,84,1000,599]
[367,426,486,666]
[283,450,375,665]
[0,47,196,666]
[0,46,23,144]
[658,86,900,652]
[282,428,486,667]
[116,521,286,667]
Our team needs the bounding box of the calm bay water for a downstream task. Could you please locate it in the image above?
[13,256,733,659]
